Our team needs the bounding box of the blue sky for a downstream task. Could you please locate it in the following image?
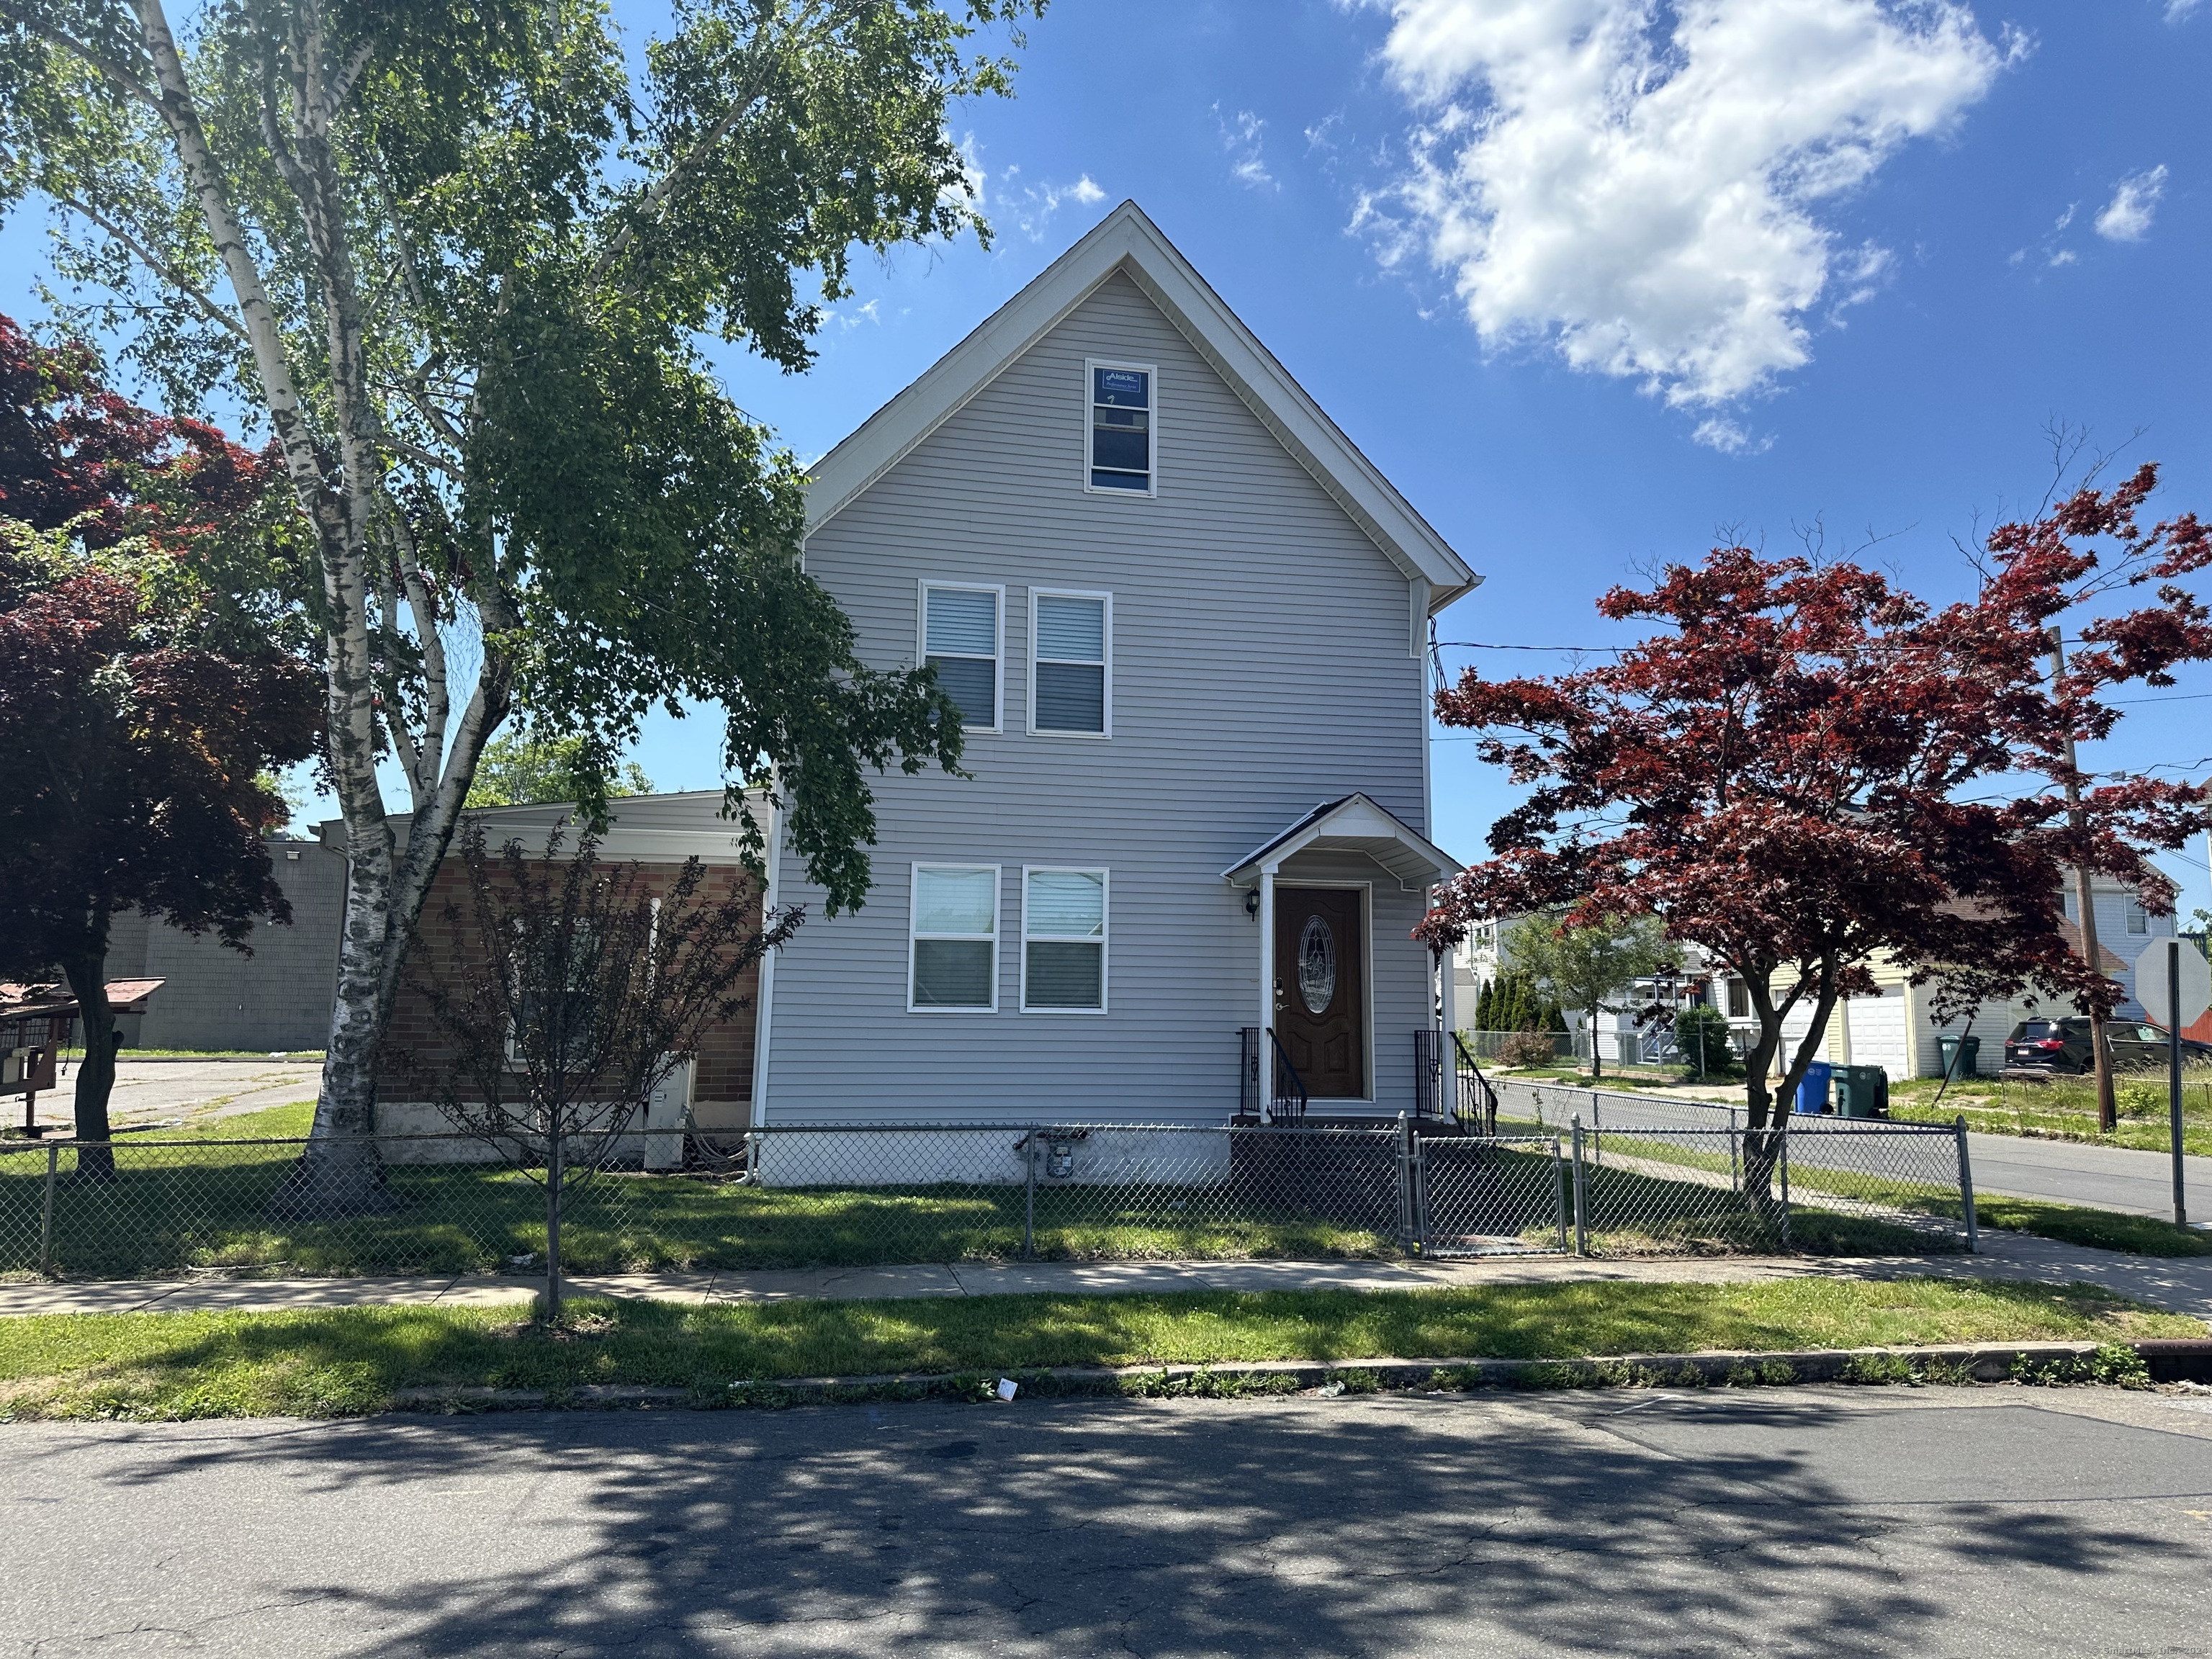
[692,0,2212,922]
[6,1,2209,922]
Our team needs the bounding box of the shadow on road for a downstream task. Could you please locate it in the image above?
[42,1391,2212,1656]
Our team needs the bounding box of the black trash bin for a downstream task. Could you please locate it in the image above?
[1834,1064,1889,1118]
[1936,1035,1982,1080]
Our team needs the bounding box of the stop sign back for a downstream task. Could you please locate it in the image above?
[2136,938,2212,1028]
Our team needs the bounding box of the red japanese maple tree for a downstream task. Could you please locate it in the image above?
[0,320,318,1174]
[1423,465,2212,1166]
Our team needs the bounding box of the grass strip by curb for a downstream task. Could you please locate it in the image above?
[393,1336,2211,1413]
[1,1277,2202,1421]
[1967,1197,2212,1257]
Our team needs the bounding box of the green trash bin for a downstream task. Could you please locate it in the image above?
[1936,1034,1981,1080]
[1833,1064,1889,1119]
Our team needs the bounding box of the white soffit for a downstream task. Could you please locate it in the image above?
[803,200,1480,611]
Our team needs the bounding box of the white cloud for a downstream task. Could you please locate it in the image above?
[1354,0,2008,427]
[1215,106,1277,189]
[2166,1,2203,24]
[953,145,1107,240]
[2095,164,2168,242]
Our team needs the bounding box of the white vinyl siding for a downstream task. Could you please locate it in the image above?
[909,864,999,1012]
[1022,868,1107,1012]
[1030,590,1111,736]
[920,583,1002,732]
[1086,359,1155,495]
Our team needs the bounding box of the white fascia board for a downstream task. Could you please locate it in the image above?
[320,790,774,867]
[804,201,1479,609]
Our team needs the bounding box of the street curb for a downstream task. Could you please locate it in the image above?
[388,1337,2212,1413]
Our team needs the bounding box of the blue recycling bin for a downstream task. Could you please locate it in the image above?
[1794,1059,1833,1115]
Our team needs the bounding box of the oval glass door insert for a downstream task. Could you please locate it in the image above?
[1298,915,1337,1014]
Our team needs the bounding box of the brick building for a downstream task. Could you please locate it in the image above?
[341,792,768,1141]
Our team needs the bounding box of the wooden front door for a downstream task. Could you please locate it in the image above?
[1274,886,1365,1098]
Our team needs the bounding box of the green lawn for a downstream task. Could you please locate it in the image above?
[0,1102,1985,1278]
[0,1103,1399,1277]
[0,1277,2195,1421]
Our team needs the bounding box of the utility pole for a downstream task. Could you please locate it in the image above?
[2051,627,2118,1134]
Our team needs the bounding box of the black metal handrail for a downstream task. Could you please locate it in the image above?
[1452,1029,1498,1134]
[1266,1028,1310,1123]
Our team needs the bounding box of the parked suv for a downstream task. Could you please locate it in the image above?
[2003,1017,2212,1076]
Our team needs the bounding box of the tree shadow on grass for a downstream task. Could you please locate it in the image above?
[32,1390,2212,1657]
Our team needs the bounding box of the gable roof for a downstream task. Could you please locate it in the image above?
[804,201,1480,611]
[1221,793,1460,891]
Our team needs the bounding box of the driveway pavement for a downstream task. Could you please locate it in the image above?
[34,1057,322,1136]
[4,1388,2211,1656]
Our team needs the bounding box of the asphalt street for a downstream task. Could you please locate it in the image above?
[1499,1079,2212,1220]
[6,1389,2212,1656]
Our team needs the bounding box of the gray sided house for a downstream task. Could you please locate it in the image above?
[105,836,346,1052]
[752,202,1478,1131]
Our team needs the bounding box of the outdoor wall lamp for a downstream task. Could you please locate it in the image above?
[1244,889,1261,917]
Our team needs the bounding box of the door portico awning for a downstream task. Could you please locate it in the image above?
[1221,793,1460,891]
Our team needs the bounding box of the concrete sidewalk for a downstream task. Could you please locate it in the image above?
[6,1233,2212,1319]
[0,1253,1812,1318]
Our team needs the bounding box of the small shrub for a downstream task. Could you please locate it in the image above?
[1498,1030,1562,1069]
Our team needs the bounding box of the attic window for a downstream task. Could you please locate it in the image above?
[1087,362,1154,494]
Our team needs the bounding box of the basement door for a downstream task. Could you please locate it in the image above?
[1274,886,1366,1099]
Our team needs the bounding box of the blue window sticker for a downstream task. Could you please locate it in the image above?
[1093,367,1148,408]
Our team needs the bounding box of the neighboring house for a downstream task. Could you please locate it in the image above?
[348,793,767,1141]
[103,836,345,1052]
[750,202,1478,1128]
[1707,877,2177,1079]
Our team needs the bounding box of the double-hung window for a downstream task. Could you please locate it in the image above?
[921,583,1002,732]
[909,865,999,1011]
[2126,899,2149,936]
[1030,590,1110,736]
[1087,361,1154,494]
[1022,868,1107,1012]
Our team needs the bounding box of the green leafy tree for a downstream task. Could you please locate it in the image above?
[1673,1003,1738,1079]
[0,0,1038,1207]
[1504,913,1670,1078]
[465,731,652,809]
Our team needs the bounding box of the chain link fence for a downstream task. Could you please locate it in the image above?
[0,1105,1975,1280]
[1498,1079,1976,1254]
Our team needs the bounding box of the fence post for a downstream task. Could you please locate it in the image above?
[1394,1112,1414,1252]
[1570,1117,1588,1256]
[1551,1138,1568,1251]
[39,1142,58,1277]
[1022,1125,1038,1260]
[1730,1108,1740,1194]
[544,1118,564,1324]
[1777,1123,1791,1251]
[1954,1113,1978,1254]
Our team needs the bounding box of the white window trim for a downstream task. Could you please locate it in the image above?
[917,580,1004,734]
[907,863,1000,1014]
[1027,588,1114,739]
[1020,866,1110,1015]
[1083,357,1159,498]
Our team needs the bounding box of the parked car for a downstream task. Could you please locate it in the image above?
[2003,1017,2212,1076]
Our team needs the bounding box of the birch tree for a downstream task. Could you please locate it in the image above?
[0,0,1030,1208]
